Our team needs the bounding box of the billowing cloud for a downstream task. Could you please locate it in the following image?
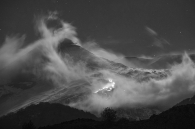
[82,53,195,112]
[0,12,195,117]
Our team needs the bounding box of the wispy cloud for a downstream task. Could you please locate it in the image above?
[146,26,170,49]
[1,12,195,117]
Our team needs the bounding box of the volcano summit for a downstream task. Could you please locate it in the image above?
[0,14,195,121]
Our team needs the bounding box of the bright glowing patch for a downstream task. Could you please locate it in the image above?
[94,78,115,93]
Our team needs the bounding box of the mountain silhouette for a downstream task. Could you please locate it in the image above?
[41,93,195,129]
[175,94,195,106]
[37,104,195,129]
[0,102,98,129]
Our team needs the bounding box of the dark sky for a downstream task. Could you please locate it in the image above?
[0,0,195,56]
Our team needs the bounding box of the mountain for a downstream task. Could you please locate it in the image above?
[175,94,195,106]
[125,56,153,68]
[0,102,99,129]
[3,102,194,129]
[145,104,195,129]
[0,39,170,120]
[149,54,183,69]
[2,38,195,128]
[116,107,160,120]
[37,104,195,129]
[57,39,113,70]
[125,53,195,69]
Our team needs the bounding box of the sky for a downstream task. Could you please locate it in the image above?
[0,0,195,56]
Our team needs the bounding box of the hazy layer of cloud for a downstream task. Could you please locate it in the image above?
[81,53,195,112]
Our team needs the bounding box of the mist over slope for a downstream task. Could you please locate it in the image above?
[125,53,195,69]
[0,13,195,118]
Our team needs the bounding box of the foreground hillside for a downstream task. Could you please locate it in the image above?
[0,102,98,129]
[39,104,195,129]
[0,101,195,129]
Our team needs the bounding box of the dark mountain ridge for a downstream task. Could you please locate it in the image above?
[0,102,99,129]
[37,104,195,129]
[175,94,195,106]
